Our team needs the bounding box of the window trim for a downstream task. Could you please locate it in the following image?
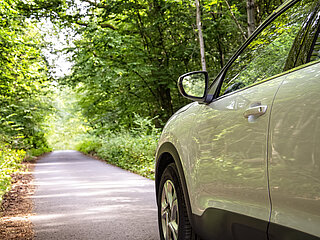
[212,59,320,102]
[307,11,320,62]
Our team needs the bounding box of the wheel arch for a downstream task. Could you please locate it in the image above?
[155,142,194,227]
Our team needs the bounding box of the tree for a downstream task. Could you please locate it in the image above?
[195,0,207,71]
[247,0,256,36]
[14,0,285,131]
[0,0,51,149]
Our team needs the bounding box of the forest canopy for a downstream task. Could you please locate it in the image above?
[15,0,284,130]
[0,0,285,184]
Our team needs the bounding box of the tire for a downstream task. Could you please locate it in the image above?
[158,163,200,240]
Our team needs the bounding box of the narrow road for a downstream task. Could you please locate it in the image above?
[30,151,159,240]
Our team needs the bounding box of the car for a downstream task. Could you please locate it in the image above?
[155,0,320,239]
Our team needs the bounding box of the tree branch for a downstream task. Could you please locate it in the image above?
[81,0,109,9]
[132,70,158,101]
[99,23,117,30]
[223,0,247,41]
[76,21,117,30]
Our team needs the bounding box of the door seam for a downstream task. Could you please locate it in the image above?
[265,76,287,239]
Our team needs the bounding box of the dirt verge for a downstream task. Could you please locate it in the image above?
[0,162,35,240]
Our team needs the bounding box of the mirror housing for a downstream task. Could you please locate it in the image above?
[178,71,209,103]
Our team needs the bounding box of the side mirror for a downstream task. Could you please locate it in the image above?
[178,71,209,102]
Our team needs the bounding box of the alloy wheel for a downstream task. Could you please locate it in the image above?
[161,179,179,240]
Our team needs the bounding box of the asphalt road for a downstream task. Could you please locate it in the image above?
[30,151,159,240]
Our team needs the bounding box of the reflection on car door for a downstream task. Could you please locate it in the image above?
[189,77,283,239]
[268,62,320,239]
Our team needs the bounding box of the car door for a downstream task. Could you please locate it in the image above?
[268,2,320,239]
[186,1,317,239]
[268,62,320,240]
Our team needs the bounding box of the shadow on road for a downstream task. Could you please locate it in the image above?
[31,151,159,240]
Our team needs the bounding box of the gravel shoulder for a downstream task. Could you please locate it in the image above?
[0,162,35,239]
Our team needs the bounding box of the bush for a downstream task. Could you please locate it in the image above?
[76,135,102,154]
[76,115,160,179]
[25,146,52,160]
[0,138,51,203]
[0,143,26,202]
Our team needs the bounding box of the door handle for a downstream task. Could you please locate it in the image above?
[243,105,267,118]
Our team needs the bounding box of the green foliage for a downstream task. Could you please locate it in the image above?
[0,143,26,202]
[13,0,284,132]
[0,0,52,151]
[0,0,287,184]
[26,146,52,160]
[44,86,89,150]
[76,135,102,154]
[76,115,160,179]
[41,0,282,132]
[0,0,53,203]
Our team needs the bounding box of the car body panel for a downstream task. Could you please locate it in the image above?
[187,76,285,221]
[269,61,320,238]
[156,102,201,189]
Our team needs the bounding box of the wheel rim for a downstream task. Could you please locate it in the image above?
[161,179,179,240]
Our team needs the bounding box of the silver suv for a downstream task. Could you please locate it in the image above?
[155,0,320,239]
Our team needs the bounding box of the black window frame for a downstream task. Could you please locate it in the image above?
[285,1,320,69]
[306,6,320,62]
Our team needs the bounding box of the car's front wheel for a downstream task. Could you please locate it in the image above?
[158,163,199,240]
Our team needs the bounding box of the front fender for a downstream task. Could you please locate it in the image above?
[155,142,194,228]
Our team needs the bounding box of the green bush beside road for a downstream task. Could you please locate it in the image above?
[77,116,160,179]
[0,143,25,202]
[0,142,51,203]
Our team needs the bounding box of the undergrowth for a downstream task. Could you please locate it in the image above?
[76,115,160,179]
[0,142,51,203]
[0,144,25,202]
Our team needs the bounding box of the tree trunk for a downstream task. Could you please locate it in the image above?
[246,0,256,37]
[195,0,206,71]
[158,85,174,120]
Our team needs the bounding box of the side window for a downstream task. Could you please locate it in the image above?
[310,34,320,62]
[308,6,320,63]
[220,0,316,96]
[286,1,320,68]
